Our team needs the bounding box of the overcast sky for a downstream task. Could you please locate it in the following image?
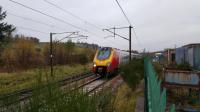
[1,0,200,52]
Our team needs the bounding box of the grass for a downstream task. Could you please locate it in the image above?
[0,63,92,95]
[112,58,144,111]
[0,71,114,112]
[112,83,143,112]
[0,57,146,111]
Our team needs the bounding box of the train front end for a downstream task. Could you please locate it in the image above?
[92,47,119,77]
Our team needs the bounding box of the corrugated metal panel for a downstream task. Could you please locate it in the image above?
[194,46,200,70]
[165,71,199,85]
[175,44,200,70]
[175,47,185,64]
[184,47,189,65]
[187,47,194,67]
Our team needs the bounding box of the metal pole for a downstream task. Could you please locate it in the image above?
[129,25,132,63]
[50,33,53,77]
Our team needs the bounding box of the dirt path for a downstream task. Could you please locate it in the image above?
[135,80,144,112]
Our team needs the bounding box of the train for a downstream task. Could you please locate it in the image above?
[92,47,139,77]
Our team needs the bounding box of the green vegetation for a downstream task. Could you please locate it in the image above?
[0,64,91,95]
[0,71,113,112]
[152,62,163,79]
[0,34,95,94]
[0,6,15,66]
[0,6,15,51]
[168,88,199,109]
[175,62,192,70]
[0,58,146,112]
[112,58,144,112]
[120,58,144,90]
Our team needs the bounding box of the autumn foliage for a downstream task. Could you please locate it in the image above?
[0,36,95,72]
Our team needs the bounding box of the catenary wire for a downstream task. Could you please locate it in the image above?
[7,12,67,31]
[43,0,102,30]
[9,0,87,31]
[9,0,128,49]
[16,26,49,34]
[115,0,132,25]
[114,0,143,49]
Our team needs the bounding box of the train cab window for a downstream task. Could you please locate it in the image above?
[97,48,111,60]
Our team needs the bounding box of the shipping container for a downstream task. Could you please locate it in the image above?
[193,45,200,70]
[187,47,194,67]
[175,47,186,64]
[175,44,200,70]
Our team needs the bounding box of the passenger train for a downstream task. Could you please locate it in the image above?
[92,47,138,76]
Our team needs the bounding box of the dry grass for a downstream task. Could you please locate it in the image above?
[113,83,143,112]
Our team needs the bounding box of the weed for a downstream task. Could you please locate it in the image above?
[120,58,144,90]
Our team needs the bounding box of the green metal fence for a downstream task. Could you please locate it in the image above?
[144,57,175,112]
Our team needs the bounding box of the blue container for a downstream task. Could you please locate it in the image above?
[193,45,200,70]
[184,44,200,70]
[175,44,200,70]
[175,47,186,64]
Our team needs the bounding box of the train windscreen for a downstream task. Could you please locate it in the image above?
[97,47,111,60]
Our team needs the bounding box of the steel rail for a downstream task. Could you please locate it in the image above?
[0,72,94,108]
[86,75,122,95]
[10,75,101,111]
[0,72,92,99]
[86,80,108,95]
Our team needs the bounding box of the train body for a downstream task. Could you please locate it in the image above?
[92,47,136,76]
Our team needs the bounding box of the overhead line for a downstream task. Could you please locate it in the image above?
[115,0,143,49]
[9,0,127,49]
[16,26,48,34]
[9,0,112,45]
[7,12,66,31]
[103,29,129,40]
[43,0,102,30]
[132,29,143,48]
[115,0,132,25]
[9,0,86,31]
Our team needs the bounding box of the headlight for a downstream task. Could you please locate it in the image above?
[93,63,97,67]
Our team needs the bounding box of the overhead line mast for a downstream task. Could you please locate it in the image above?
[103,26,133,63]
[9,0,128,49]
[43,0,127,47]
[114,0,143,49]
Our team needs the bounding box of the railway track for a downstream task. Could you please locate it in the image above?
[83,75,124,96]
[0,72,123,111]
[0,71,97,108]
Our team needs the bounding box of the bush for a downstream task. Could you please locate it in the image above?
[120,58,144,90]
[43,40,76,65]
[0,36,95,71]
[78,54,88,65]
[1,47,16,70]
[1,36,44,70]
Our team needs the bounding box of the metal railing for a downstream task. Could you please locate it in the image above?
[144,57,175,112]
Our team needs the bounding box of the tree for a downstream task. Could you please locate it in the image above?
[0,6,16,50]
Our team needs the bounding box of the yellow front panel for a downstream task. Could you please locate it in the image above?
[93,49,114,66]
